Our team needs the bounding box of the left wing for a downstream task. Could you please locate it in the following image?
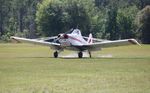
[82,39,140,51]
[11,36,61,50]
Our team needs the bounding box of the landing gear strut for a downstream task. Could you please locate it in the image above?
[54,51,58,58]
[88,51,92,58]
[78,52,83,58]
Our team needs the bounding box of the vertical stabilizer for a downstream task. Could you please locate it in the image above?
[87,33,93,44]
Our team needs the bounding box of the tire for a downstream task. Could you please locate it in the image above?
[54,51,58,58]
[78,52,83,58]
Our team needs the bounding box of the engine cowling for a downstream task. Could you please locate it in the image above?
[63,34,68,39]
[57,34,68,39]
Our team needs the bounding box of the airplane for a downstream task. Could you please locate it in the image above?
[11,29,140,58]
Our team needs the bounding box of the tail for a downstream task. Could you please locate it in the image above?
[87,33,93,44]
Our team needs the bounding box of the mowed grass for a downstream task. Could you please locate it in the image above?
[0,43,150,93]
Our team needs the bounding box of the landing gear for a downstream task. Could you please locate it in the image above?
[54,51,58,58]
[88,51,92,58]
[78,51,83,58]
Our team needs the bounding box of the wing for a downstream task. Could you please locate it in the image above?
[82,39,140,51]
[11,36,61,50]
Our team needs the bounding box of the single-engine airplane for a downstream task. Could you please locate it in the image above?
[11,29,140,58]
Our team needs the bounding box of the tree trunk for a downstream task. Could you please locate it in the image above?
[29,19,36,38]
[29,6,36,38]
[18,8,24,32]
[0,8,4,36]
[0,18,3,36]
[139,0,144,9]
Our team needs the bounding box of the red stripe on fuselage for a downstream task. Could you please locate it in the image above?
[68,36,83,43]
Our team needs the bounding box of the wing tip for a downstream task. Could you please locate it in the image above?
[128,39,141,46]
[10,36,21,43]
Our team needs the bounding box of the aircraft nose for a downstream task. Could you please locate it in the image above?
[58,34,69,39]
[63,34,69,39]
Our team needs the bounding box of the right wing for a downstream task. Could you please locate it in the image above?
[11,36,61,50]
[81,39,140,51]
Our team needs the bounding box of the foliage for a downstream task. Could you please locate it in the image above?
[36,0,96,36]
[0,0,39,39]
[0,0,150,42]
[36,0,65,36]
[105,5,119,40]
[136,5,150,44]
[117,5,139,39]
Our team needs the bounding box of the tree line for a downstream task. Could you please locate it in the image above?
[0,0,150,43]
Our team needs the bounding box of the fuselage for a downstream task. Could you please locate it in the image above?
[59,34,87,46]
[55,28,92,51]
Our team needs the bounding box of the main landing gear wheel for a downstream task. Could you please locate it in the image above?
[78,52,83,58]
[54,51,58,58]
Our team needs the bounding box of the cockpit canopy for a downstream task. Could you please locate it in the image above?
[71,29,81,36]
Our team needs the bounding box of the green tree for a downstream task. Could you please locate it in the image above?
[138,0,150,9]
[36,0,67,36]
[0,0,12,36]
[136,5,150,44]
[36,0,95,36]
[66,0,92,35]
[105,5,119,40]
[1,0,149,42]
[117,5,139,39]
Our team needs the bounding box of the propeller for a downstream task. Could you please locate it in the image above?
[53,34,69,43]
[53,28,74,42]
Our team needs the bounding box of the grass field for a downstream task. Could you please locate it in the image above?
[0,43,150,93]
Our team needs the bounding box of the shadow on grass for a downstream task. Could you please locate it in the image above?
[60,57,150,59]
[1,56,149,60]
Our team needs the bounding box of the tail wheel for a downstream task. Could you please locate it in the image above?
[54,51,58,58]
[78,52,83,58]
